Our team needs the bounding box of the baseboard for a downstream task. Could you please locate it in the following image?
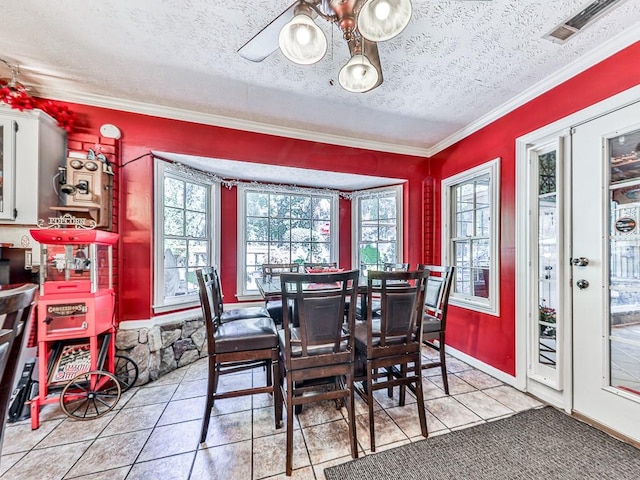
[445,345,519,388]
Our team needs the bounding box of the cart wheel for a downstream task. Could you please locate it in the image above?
[60,370,122,420]
[114,355,139,391]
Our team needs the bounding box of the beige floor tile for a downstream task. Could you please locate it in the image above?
[0,451,26,477]
[454,390,514,420]
[172,378,208,401]
[100,403,165,437]
[2,441,90,480]
[150,367,187,386]
[209,394,253,416]
[65,466,130,480]
[65,430,151,478]
[430,373,475,395]
[137,420,200,462]
[157,396,206,426]
[182,358,209,383]
[191,441,252,480]
[124,384,177,408]
[370,385,416,409]
[2,419,63,454]
[385,403,445,438]
[355,409,408,452]
[252,405,292,439]
[456,369,504,389]
[252,429,310,479]
[302,419,355,464]
[126,452,194,480]
[252,391,275,410]
[420,376,448,400]
[445,358,474,373]
[37,413,115,449]
[425,396,483,429]
[483,385,544,411]
[268,465,316,480]
[295,400,344,428]
[201,411,252,448]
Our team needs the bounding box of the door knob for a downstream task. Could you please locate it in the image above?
[576,279,589,290]
[572,257,589,267]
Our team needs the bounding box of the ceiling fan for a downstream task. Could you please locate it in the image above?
[238,0,491,93]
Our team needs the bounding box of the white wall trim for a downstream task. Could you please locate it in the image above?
[428,28,640,157]
[445,345,519,389]
[36,87,429,158]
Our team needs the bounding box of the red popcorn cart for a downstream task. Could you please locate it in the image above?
[29,225,137,429]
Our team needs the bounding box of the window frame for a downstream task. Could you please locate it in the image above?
[351,185,404,274]
[153,159,220,313]
[237,184,339,300]
[442,158,500,315]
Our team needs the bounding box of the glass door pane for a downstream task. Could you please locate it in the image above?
[609,129,640,396]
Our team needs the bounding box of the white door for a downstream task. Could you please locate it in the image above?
[572,101,640,442]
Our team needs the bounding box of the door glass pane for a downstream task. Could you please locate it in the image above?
[538,150,558,367]
[609,129,640,396]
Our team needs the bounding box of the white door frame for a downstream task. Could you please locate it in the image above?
[515,84,640,410]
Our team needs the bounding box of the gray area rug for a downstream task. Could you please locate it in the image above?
[324,407,640,479]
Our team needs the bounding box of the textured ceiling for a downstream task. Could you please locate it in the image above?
[1,0,639,155]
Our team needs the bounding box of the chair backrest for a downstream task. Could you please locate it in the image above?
[0,284,38,456]
[417,265,455,329]
[262,263,300,278]
[280,270,359,367]
[383,263,409,272]
[365,270,429,350]
[196,268,219,355]
[303,262,337,273]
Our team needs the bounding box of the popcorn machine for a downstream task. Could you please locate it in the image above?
[29,226,137,429]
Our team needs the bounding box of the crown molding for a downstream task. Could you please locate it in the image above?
[427,28,640,157]
[36,87,430,158]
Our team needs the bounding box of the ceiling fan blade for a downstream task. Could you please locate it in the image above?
[238,2,298,62]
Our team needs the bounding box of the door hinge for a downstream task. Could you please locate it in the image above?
[13,208,17,219]
[13,120,18,133]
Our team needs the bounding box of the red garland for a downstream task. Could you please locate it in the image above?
[0,79,76,133]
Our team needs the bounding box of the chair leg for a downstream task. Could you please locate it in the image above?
[347,371,358,459]
[266,359,273,387]
[367,362,376,452]
[413,354,428,439]
[273,352,283,429]
[399,363,408,406]
[286,375,295,476]
[387,368,393,398]
[439,332,449,395]
[199,355,217,443]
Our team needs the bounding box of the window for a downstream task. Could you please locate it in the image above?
[442,158,500,314]
[238,186,338,297]
[154,160,219,311]
[353,186,403,274]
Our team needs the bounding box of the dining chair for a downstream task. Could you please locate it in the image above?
[417,264,455,394]
[354,269,429,452]
[278,269,359,476]
[0,284,38,457]
[355,263,409,320]
[196,268,281,444]
[209,266,271,323]
[261,263,301,325]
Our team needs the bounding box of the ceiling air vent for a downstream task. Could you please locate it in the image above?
[544,0,627,44]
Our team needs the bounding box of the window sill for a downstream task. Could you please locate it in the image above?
[153,298,200,315]
[236,293,264,302]
[449,296,499,316]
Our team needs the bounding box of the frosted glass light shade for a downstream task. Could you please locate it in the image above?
[357,0,412,42]
[338,54,379,93]
[279,13,327,65]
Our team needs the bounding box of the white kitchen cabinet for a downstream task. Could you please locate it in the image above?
[0,107,66,225]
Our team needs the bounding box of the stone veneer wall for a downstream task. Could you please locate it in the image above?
[115,313,207,385]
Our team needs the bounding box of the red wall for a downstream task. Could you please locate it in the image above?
[56,106,428,322]
[429,41,640,375]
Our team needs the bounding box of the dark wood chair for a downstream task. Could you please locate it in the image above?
[417,264,455,394]
[209,266,270,323]
[196,268,281,444]
[0,284,37,456]
[278,269,359,476]
[355,263,409,320]
[261,263,301,325]
[354,269,429,452]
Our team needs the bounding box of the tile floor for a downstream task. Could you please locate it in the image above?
[1,347,544,480]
